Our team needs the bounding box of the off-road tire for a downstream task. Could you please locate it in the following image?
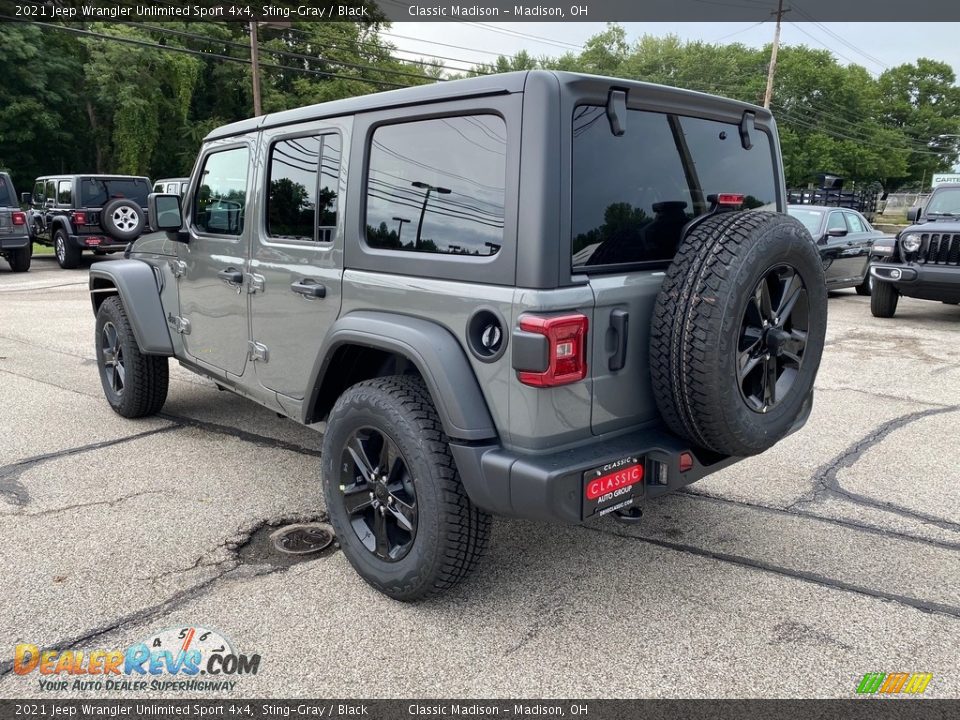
[870,279,899,318]
[95,296,168,418]
[101,198,145,242]
[650,211,828,457]
[6,244,31,272]
[54,227,81,269]
[322,375,491,601]
[855,268,873,296]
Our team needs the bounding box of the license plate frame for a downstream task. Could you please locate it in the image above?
[582,456,644,519]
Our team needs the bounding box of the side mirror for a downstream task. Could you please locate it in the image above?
[827,228,848,237]
[907,206,921,222]
[148,192,186,238]
[20,192,31,205]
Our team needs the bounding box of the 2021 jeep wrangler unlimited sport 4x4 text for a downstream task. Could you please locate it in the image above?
[90,71,827,600]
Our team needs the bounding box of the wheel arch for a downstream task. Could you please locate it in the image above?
[88,260,174,356]
[304,311,497,442]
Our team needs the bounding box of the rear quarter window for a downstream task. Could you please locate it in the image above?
[0,176,13,207]
[571,106,777,270]
[364,114,506,256]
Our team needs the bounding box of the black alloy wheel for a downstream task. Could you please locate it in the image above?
[737,264,809,413]
[100,321,126,396]
[339,426,418,562]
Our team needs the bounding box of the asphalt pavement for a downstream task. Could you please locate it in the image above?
[1,253,958,699]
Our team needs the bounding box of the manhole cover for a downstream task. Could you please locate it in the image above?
[270,523,334,556]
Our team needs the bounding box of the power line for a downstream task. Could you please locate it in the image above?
[13,19,412,90]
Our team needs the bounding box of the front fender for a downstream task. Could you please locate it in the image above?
[307,311,497,442]
[88,260,173,355]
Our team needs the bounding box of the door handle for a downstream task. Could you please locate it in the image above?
[609,309,629,372]
[217,267,243,284]
[291,279,326,298]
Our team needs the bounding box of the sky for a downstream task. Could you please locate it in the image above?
[382,22,960,79]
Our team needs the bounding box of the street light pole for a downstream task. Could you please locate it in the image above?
[411,181,451,249]
[392,216,410,244]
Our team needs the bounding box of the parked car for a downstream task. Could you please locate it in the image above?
[0,172,30,272]
[787,205,888,295]
[88,71,827,600]
[870,183,960,317]
[153,178,189,196]
[25,174,152,268]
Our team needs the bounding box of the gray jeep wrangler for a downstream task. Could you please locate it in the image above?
[870,183,960,316]
[90,71,827,600]
[0,172,31,272]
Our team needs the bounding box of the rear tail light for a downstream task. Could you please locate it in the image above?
[72,211,87,225]
[517,313,588,387]
[11,211,25,226]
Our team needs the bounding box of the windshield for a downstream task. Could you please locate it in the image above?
[925,187,960,216]
[572,106,778,270]
[79,177,150,208]
[0,175,14,207]
[787,208,824,236]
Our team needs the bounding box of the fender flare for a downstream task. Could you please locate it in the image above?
[88,259,174,356]
[306,311,497,442]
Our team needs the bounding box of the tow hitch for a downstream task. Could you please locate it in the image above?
[612,506,643,525]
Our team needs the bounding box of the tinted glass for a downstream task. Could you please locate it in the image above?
[318,134,340,243]
[33,181,44,203]
[0,175,13,207]
[925,187,960,215]
[79,178,150,208]
[366,115,506,255]
[194,148,249,236]
[267,136,321,242]
[57,180,72,205]
[571,107,777,269]
[787,208,823,236]
[44,181,56,202]
[844,212,865,233]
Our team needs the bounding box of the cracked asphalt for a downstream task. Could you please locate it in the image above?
[1,255,958,699]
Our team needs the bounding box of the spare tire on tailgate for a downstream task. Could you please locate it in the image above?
[100,198,145,242]
[650,210,827,457]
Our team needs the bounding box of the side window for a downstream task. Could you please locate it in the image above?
[318,134,340,243]
[57,180,72,205]
[827,212,846,232]
[44,180,56,204]
[365,115,506,255]
[33,181,44,203]
[844,212,865,233]
[265,133,340,243]
[194,147,249,236]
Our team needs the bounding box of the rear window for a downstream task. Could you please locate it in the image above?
[79,178,150,208]
[571,106,777,270]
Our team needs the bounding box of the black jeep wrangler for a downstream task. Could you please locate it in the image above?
[25,174,151,268]
[870,183,960,316]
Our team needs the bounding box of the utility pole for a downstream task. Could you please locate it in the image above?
[249,21,262,117]
[763,0,789,109]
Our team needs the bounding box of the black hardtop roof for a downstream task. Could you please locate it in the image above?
[204,69,771,142]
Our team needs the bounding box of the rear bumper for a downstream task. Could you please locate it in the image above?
[451,393,813,524]
[871,262,960,302]
[0,234,30,250]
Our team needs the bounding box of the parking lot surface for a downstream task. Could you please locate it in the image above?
[1,254,958,698]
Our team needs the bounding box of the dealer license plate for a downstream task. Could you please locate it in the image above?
[582,456,644,519]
